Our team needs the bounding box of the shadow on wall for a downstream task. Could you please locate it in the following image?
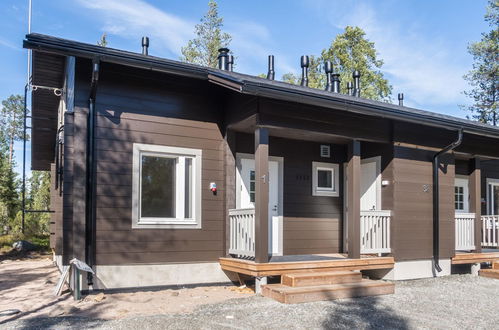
[321,294,409,329]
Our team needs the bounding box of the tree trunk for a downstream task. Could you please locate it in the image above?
[9,136,13,164]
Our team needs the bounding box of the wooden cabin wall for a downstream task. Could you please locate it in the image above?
[49,163,63,254]
[88,63,226,265]
[391,147,455,261]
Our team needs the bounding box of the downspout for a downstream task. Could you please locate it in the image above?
[432,128,463,273]
[85,59,100,287]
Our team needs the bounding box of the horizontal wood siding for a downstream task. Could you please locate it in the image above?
[93,63,226,265]
[392,147,455,261]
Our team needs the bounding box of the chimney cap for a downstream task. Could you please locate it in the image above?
[353,70,360,78]
[301,55,310,68]
[398,93,404,100]
[324,61,333,73]
[142,36,149,46]
[218,47,230,54]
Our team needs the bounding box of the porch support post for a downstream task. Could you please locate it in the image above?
[469,158,482,253]
[254,127,270,263]
[347,140,362,259]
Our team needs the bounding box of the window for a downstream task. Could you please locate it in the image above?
[454,176,469,213]
[249,170,256,203]
[487,178,499,215]
[132,144,202,229]
[312,162,339,197]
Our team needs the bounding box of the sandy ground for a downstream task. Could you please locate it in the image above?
[0,258,250,324]
[1,258,499,329]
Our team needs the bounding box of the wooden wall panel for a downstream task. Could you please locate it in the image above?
[91,63,226,265]
[392,147,455,261]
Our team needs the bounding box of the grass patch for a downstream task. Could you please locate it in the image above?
[0,234,50,252]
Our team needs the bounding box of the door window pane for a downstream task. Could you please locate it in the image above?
[494,186,499,215]
[317,169,333,189]
[250,170,256,203]
[141,156,176,217]
[455,186,464,211]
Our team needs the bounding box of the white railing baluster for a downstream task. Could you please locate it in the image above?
[455,213,476,250]
[481,215,499,248]
[228,208,256,258]
[360,210,392,254]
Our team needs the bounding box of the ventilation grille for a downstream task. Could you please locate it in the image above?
[320,145,331,158]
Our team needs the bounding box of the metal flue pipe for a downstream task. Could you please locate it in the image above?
[347,82,354,96]
[300,55,309,87]
[141,36,149,55]
[266,55,275,80]
[353,70,361,97]
[217,48,229,70]
[398,93,404,106]
[324,61,333,92]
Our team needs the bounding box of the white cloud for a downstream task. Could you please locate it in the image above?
[308,0,469,110]
[0,38,22,51]
[76,0,194,56]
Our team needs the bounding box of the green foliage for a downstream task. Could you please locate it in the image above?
[181,0,232,68]
[97,33,108,47]
[0,94,27,163]
[0,156,19,230]
[23,171,51,236]
[282,26,392,101]
[462,0,498,125]
[0,233,50,252]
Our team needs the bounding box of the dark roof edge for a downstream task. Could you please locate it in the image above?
[24,33,499,140]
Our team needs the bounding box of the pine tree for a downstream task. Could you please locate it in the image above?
[181,0,232,68]
[463,0,498,125]
[0,95,27,164]
[282,26,392,101]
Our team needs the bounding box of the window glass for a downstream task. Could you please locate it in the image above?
[493,185,499,215]
[141,156,176,218]
[250,170,256,203]
[455,186,464,211]
[317,169,333,189]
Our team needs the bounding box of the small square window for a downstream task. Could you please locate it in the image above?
[312,162,339,197]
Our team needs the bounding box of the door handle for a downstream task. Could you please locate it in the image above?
[272,205,278,212]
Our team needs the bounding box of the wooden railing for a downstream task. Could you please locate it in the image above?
[455,213,476,251]
[360,210,391,254]
[228,208,255,258]
[482,215,499,248]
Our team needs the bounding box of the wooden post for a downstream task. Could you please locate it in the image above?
[224,130,236,256]
[347,140,361,259]
[469,158,482,253]
[255,127,269,263]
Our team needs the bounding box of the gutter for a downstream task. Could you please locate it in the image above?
[85,59,100,287]
[432,129,463,273]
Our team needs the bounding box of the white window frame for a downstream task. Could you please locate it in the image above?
[312,161,339,197]
[132,143,202,229]
[455,175,469,213]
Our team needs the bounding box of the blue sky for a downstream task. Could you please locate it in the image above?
[0,0,490,175]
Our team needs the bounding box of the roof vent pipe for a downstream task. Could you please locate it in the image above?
[227,55,234,71]
[217,48,229,70]
[267,55,275,80]
[353,70,361,97]
[398,93,404,106]
[332,74,341,93]
[300,55,310,87]
[324,61,333,92]
[141,36,149,55]
[347,82,354,96]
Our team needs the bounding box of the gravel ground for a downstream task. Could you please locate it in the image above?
[2,274,498,330]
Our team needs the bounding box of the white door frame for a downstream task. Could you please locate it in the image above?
[455,175,470,213]
[486,178,499,215]
[235,153,284,256]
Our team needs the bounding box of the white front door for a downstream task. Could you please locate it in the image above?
[487,179,499,215]
[236,154,283,255]
[361,157,381,211]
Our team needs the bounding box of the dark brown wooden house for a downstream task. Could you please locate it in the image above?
[25,34,499,293]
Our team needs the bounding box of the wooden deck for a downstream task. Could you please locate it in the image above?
[219,254,395,277]
[451,251,499,264]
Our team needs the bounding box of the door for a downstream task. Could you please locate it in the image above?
[236,155,283,255]
[488,179,499,215]
[361,157,381,211]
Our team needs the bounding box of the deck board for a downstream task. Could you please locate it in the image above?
[219,254,395,277]
[451,251,499,264]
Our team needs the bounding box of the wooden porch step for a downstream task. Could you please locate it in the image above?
[262,279,394,304]
[493,262,499,270]
[479,268,499,280]
[282,271,362,287]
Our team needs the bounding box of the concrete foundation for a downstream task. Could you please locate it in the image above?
[365,259,452,280]
[92,262,232,289]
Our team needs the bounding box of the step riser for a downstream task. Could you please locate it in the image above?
[479,269,499,279]
[493,262,499,270]
[263,283,394,304]
[282,273,362,287]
